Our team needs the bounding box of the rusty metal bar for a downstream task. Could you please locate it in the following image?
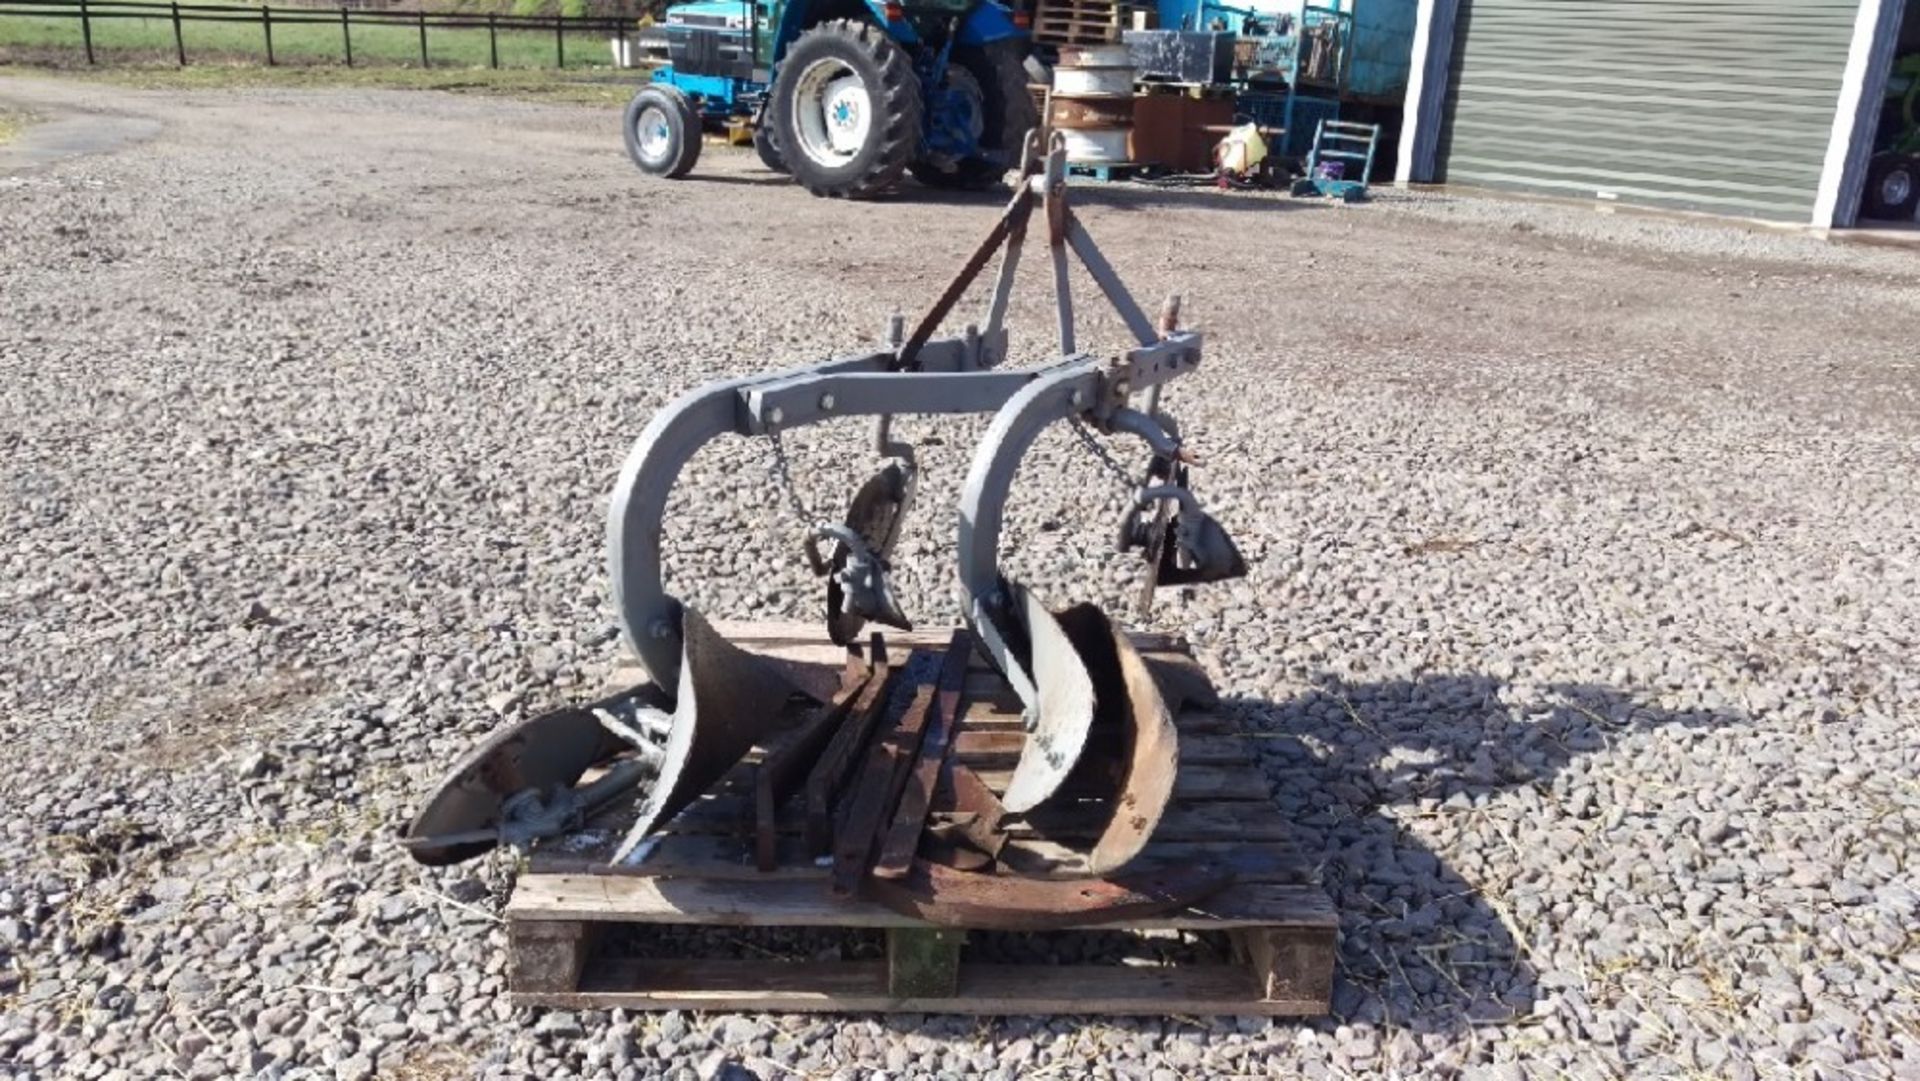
[937,761,1010,860]
[866,859,1234,930]
[871,629,974,879]
[802,645,901,854]
[831,680,937,895]
[754,647,872,872]
[896,192,1034,370]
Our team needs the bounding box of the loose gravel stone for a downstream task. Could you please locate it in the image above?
[1,73,1916,1081]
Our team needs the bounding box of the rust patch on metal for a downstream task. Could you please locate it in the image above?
[865,858,1233,930]
[1034,603,1180,875]
[1049,97,1137,131]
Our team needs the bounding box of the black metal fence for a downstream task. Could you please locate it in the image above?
[0,0,637,68]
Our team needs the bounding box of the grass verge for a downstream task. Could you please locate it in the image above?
[0,59,644,106]
[0,12,623,70]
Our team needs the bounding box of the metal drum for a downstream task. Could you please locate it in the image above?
[1051,43,1134,164]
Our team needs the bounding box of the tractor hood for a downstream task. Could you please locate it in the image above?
[664,0,752,28]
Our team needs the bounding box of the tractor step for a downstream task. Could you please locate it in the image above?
[504,622,1336,1017]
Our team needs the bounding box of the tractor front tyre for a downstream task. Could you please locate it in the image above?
[1862,155,1919,221]
[771,19,921,199]
[623,84,702,179]
[911,40,1040,191]
[753,124,789,174]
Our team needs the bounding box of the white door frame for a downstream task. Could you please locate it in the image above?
[1814,0,1907,227]
[1394,0,1459,185]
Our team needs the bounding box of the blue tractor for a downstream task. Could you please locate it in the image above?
[621,0,1038,198]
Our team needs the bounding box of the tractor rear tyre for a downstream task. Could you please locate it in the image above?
[911,40,1039,191]
[753,124,789,174]
[1863,155,1918,221]
[623,84,702,179]
[771,19,922,199]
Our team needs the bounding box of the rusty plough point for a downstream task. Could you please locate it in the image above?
[930,760,1012,860]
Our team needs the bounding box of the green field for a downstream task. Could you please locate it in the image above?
[0,9,629,69]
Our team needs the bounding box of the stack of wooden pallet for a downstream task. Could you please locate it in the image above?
[1032,0,1125,46]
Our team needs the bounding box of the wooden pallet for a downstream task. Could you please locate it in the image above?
[1137,80,1239,100]
[1032,0,1123,46]
[505,623,1336,1015]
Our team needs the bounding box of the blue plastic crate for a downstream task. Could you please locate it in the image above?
[1233,92,1340,160]
[1281,95,1339,159]
[1235,91,1288,130]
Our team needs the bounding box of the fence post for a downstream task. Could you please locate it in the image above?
[340,6,351,66]
[79,0,95,65]
[487,12,497,69]
[554,14,563,69]
[171,0,186,64]
[417,9,427,66]
[263,5,274,66]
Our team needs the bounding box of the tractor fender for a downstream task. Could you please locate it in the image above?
[856,0,920,43]
[844,0,1024,46]
[957,1,1024,46]
[778,1,1024,57]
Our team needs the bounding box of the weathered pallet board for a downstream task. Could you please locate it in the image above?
[1032,0,1124,46]
[1035,15,1124,32]
[511,875,1330,929]
[518,953,1328,1015]
[507,621,1334,1016]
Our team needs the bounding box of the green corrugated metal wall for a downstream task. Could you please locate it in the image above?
[1436,0,1862,221]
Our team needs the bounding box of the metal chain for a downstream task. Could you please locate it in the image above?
[766,427,815,525]
[1069,414,1138,491]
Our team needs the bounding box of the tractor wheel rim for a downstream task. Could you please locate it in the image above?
[1883,168,1913,209]
[636,104,672,163]
[793,58,871,168]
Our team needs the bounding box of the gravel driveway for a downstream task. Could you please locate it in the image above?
[2,74,1917,1080]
